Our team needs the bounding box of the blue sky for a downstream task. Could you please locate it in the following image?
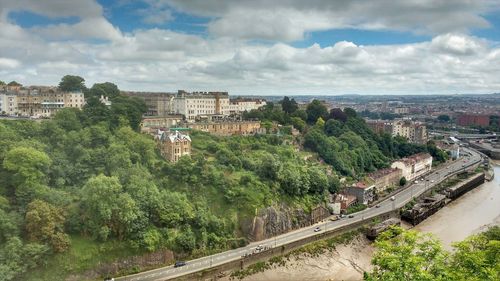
[1,0,500,94]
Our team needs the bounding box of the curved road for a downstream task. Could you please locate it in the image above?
[118,148,482,281]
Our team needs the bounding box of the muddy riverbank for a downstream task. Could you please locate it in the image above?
[224,166,500,280]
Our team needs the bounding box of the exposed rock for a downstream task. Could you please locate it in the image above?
[242,205,319,241]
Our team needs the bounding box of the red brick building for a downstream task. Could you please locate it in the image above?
[457,114,490,127]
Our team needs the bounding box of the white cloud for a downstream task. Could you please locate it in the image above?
[0,57,20,68]
[166,0,499,41]
[0,0,499,95]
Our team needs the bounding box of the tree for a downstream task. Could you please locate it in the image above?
[7,81,21,87]
[52,108,83,131]
[291,117,306,132]
[25,199,70,252]
[330,108,347,122]
[281,96,298,114]
[175,226,196,253]
[448,226,500,281]
[0,237,49,281]
[399,177,407,186]
[3,147,51,185]
[366,226,500,281]
[0,81,5,86]
[325,119,345,137]
[88,82,120,99]
[58,75,86,92]
[437,115,450,122]
[80,175,140,241]
[366,226,449,281]
[306,100,328,124]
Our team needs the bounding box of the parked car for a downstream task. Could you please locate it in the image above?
[314,227,321,232]
[375,204,380,208]
[348,215,354,218]
[174,261,187,268]
[329,215,339,221]
[104,278,114,281]
[390,196,396,201]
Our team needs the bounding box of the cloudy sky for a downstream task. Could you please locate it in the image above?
[1,0,500,95]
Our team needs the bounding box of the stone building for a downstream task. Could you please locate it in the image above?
[392,119,428,144]
[0,92,17,115]
[122,91,174,116]
[366,119,393,134]
[2,86,84,118]
[229,98,266,114]
[174,90,230,122]
[368,168,402,193]
[156,130,191,163]
[347,182,375,205]
[391,153,433,181]
[140,115,184,134]
[186,120,263,136]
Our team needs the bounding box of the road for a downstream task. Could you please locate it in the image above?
[117,148,482,281]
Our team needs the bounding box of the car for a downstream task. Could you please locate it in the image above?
[348,215,354,218]
[340,214,346,218]
[414,180,419,184]
[174,261,187,268]
[390,196,396,201]
[329,215,339,221]
[314,227,321,232]
[104,278,114,281]
[375,204,380,208]
[431,180,435,183]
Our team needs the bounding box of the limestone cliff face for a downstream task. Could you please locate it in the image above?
[242,206,312,241]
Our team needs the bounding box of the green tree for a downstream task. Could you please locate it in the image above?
[281,96,298,114]
[448,226,500,280]
[25,199,70,253]
[7,81,21,87]
[366,226,449,281]
[80,175,140,241]
[399,177,407,186]
[3,147,51,205]
[175,226,196,253]
[306,100,328,124]
[0,81,5,86]
[88,82,120,99]
[437,115,450,122]
[290,117,306,132]
[58,75,86,92]
[0,237,49,281]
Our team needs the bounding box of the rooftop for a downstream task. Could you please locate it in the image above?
[395,152,432,165]
[368,168,401,179]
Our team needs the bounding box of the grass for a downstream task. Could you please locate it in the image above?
[23,235,144,281]
[346,203,367,214]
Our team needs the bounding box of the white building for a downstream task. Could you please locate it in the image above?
[391,153,433,181]
[173,90,230,122]
[229,98,266,114]
[392,119,428,144]
[0,93,18,115]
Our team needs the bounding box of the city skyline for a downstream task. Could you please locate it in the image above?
[1,0,500,95]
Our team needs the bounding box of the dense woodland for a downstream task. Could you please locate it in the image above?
[0,76,447,280]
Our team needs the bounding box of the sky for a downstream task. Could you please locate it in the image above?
[1,0,500,95]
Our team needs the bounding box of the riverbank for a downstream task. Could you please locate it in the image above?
[413,165,500,249]
[221,235,373,281]
[223,165,500,280]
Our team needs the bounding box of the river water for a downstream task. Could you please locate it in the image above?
[414,165,500,249]
[222,166,500,281]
